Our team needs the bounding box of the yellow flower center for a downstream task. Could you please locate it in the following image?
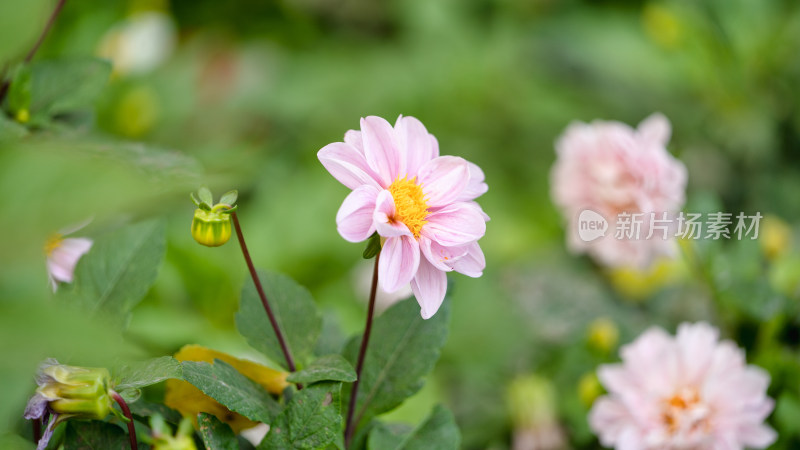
[388,177,429,239]
[662,387,709,434]
[45,234,64,256]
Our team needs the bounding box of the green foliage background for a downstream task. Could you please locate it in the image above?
[3,0,800,448]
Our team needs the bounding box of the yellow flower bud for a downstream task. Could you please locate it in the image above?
[191,207,232,247]
[586,317,619,354]
[15,108,30,123]
[607,256,686,301]
[190,188,237,247]
[578,372,603,407]
[760,215,792,261]
[642,3,682,49]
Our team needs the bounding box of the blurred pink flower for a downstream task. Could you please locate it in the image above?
[45,222,93,292]
[551,113,687,268]
[319,115,488,319]
[589,322,776,450]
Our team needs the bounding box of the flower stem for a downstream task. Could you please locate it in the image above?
[32,418,41,444]
[344,251,381,448]
[0,0,67,103]
[111,391,138,450]
[231,211,297,373]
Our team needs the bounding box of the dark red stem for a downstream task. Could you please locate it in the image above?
[0,0,67,103]
[231,211,297,373]
[32,417,41,444]
[112,391,138,450]
[344,251,380,448]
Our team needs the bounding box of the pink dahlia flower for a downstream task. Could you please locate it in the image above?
[551,113,687,269]
[45,222,93,292]
[319,115,488,319]
[589,322,776,450]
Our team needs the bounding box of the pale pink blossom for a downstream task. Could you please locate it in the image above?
[45,222,93,292]
[589,322,776,450]
[551,113,687,268]
[319,115,488,319]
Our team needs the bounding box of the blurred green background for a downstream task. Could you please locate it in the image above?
[3,0,800,448]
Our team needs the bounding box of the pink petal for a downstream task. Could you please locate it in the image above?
[48,237,93,284]
[469,201,491,222]
[458,161,488,201]
[336,186,379,242]
[344,130,364,153]
[429,134,440,159]
[739,424,777,448]
[410,257,447,319]
[395,115,436,176]
[452,241,486,277]
[588,396,633,447]
[637,112,671,147]
[373,190,412,237]
[58,217,93,235]
[417,156,470,207]
[676,322,719,386]
[361,116,403,187]
[419,237,466,272]
[423,202,486,247]
[379,235,420,293]
[318,142,380,190]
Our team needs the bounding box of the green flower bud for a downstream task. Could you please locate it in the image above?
[190,188,238,247]
[25,360,113,422]
[192,207,232,247]
[507,374,557,428]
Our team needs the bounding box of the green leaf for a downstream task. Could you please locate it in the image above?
[236,270,322,369]
[64,421,130,450]
[28,58,112,118]
[0,433,35,450]
[219,190,238,206]
[6,64,31,116]
[343,298,450,431]
[367,405,460,450]
[113,356,183,391]
[128,400,183,425]
[0,113,29,139]
[362,233,381,259]
[198,413,238,450]
[0,1,50,63]
[68,219,166,318]
[259,382,343,450]
[287,355,356,385]
[366,423,412,449]
[181,360,281,423]
[198,187,213,207]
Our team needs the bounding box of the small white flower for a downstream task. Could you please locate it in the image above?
[97,12,177,76]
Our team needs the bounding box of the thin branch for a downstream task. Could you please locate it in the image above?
[0,0,68,103]
[231,211,298,372]
[111,391,138,450]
